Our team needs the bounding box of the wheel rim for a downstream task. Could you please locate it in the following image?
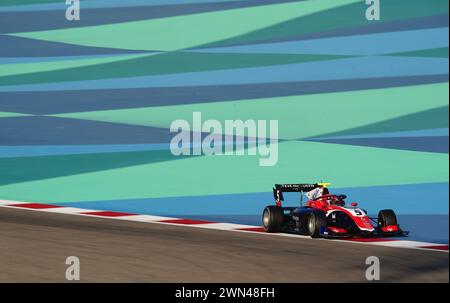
[263,210,270,227]
[308,215,315,234]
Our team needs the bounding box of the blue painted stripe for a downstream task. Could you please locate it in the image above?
[191,27,450,56]
[0,139,257,158]
[0,56,447,92]
[1,75,446,115]
[0,144,170,158]
[0,116,174,145]
[0,0,243,12]
[0,53,154,64]
[314,128,449,140]
[306,136,449,154]
[54,183,449,216]
[0,35,148,57]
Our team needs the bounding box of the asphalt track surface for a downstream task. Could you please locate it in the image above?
[0,207,448,283]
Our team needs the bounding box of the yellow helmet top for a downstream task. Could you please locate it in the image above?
[317,182,331,188]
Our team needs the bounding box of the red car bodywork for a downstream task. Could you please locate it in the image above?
[264,184,407,238]
[305,194,399,235]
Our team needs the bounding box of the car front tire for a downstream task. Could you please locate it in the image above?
[307,211,326,238]
[378,209,398,228]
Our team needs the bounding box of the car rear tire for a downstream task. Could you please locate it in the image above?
[262,206,284,232]
[307,211,326,238]
[378,209,397,228]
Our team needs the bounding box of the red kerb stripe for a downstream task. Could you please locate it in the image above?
[419,245,449,251]
[237,227,266,232]
[9,203,62,209]
[160,219,213,225]
[81,211,136,217]
[345,237,396,242]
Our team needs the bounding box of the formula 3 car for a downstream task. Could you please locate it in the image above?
[262,183,409,238]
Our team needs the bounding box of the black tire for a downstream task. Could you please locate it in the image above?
[307,211,326,238]
[378,209,397,228]
[262,206,284,232]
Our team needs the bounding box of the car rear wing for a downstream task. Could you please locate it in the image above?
[274,184,319,192]
[273,183,331,207]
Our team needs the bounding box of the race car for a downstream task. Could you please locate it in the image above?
[262,183,408,238]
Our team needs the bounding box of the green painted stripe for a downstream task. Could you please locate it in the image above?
[0,111,28,118]
[202,0,449,48]
[315,106,449,138]
[0,150,189,187]
[0,141,446,203]
[53,83,449,140]
[0,53,151,78]
[11,0,361,51]
[0,52,348,86]
[389,47,449,58]
[0,0,59,7]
